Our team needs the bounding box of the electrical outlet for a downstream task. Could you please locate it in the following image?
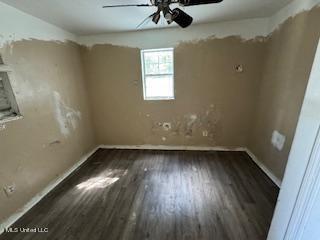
[3,184,16,197]
[202,130,208,137]
[271,130,286,151]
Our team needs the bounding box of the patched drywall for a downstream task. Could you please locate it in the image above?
[53,91,82,137]
[249,6,320,180]
[81,37,266,147]
[0,40,95,223]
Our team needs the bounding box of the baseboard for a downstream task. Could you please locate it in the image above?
[99,144,281,187]
[0,146,99,234]
[245,148,282,187]
[99,144,246,152]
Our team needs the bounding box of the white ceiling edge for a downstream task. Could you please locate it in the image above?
[78,0,320,49]
[0,2,76,48]
[0,0,319,49]
[78,18,269,49]
[268,0,320,32]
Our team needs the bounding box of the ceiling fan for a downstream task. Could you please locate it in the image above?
[103,0,223,28]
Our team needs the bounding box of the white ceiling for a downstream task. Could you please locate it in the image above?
[0,0,294,35]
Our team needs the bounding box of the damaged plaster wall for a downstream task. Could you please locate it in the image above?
[0,40,95,223]
[81,37,266,147]
[249,6,320,180]
[0,0,319,225]
[0,2,95,224]
[81,2,320,182]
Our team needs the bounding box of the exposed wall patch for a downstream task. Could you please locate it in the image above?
[235,64,244,73]
[162,122,172,131]
[53,91,81,137]
[184,114,198,138]
[147,105,221,143]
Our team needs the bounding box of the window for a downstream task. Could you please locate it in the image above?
[0,56,21,122]
[141,48,174,100]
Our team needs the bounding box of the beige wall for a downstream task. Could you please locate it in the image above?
[0,40,95,222]
[249,7,320,180]
[81,38,266,147]
[81,6,320,182]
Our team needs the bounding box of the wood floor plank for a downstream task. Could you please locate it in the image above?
[0,149,279,240]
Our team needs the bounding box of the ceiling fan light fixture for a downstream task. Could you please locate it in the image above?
[172,8,193,28]
[103,0,224,29]
[162,7,173,22]
[152,13,161,24]
[166,17,174,24]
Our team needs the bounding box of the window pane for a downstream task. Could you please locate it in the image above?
[142,48,174,100]
[0,79,11,111]
[145,75,174,99]
[144,50,173,75]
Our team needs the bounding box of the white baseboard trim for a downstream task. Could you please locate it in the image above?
[99,144,246,152]
[0,146,99,234]
[245,149,282,187]
[99,144,282,187]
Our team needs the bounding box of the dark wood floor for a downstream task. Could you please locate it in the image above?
[0,149,279,240]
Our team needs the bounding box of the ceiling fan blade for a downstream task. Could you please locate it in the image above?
[136,13,157,29]
[102,4,153,8]
[179,0,223,6]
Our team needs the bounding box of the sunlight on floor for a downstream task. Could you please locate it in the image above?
[76,176,120,190]
[76,168,128,191]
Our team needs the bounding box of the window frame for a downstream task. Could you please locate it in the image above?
[140,48,175,101]
[0,62,22,124]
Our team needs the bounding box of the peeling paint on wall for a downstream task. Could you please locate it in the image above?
[248,6,320,179]
[0,0,319,51]
[184,114,198,138]
[53,91,81,137]
[148,105,222,144]
[0,40,95,227]
[81,35,261,147]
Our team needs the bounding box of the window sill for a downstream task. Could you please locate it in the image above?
[0,114,23,124]
[144,97,175,101]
